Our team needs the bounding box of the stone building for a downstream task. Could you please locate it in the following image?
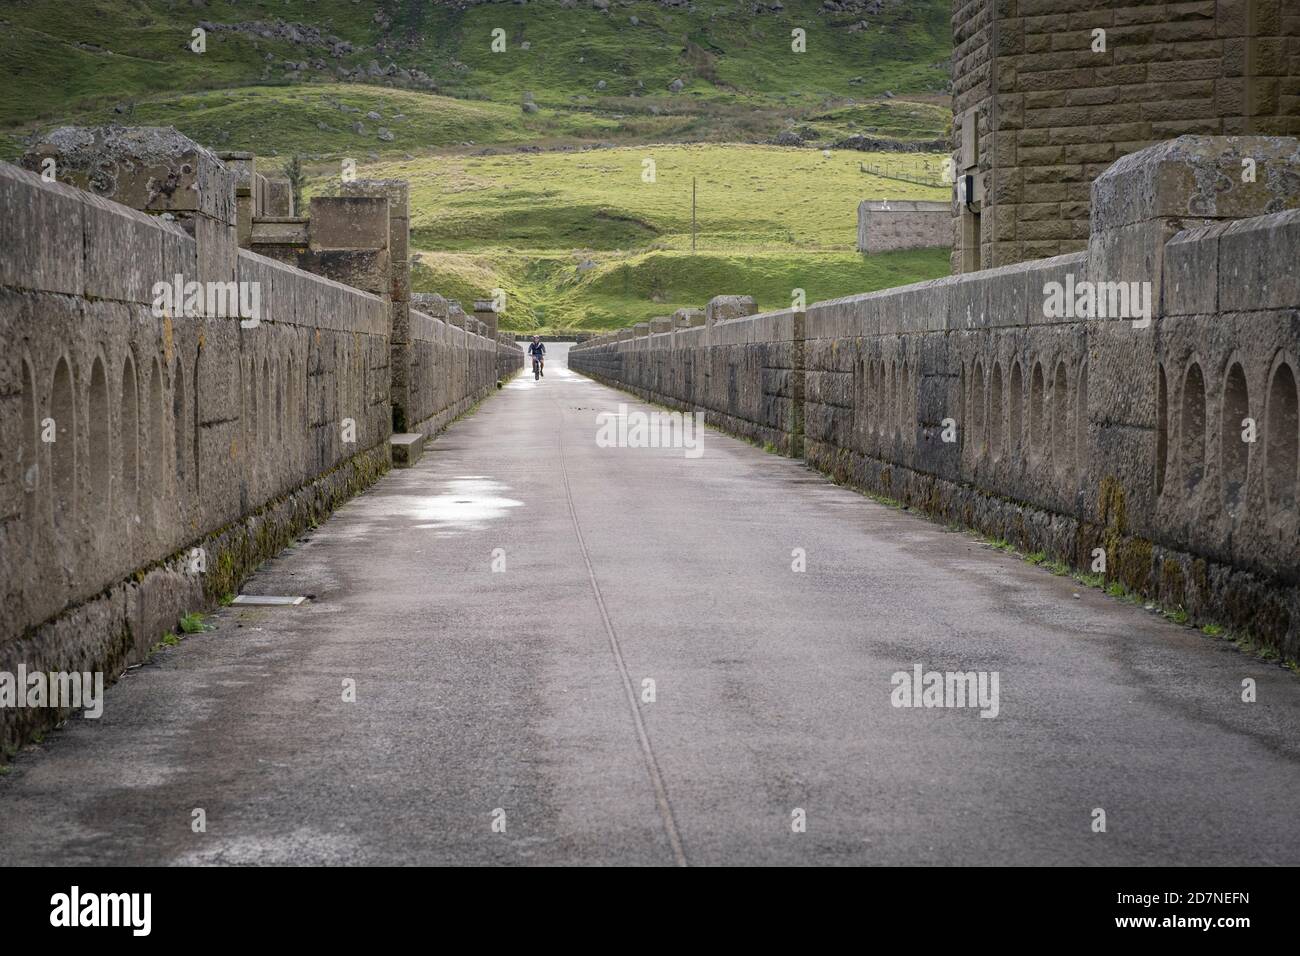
[950,0,1300,273]
[856,199,952,252]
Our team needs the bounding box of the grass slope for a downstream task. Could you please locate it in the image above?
[413,246,951,332]
[364,144,951,331]
[1,0,950,154]
[354,143,949,253]
[0,1,955,332]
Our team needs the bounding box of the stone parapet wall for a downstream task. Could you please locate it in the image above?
[573,136,1300,657]
[406,305,522,438]
[0,128,518,755]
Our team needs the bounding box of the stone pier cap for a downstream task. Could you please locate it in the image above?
[21,125,235,224]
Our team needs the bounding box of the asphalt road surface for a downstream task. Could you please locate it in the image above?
[3,342,1298,866]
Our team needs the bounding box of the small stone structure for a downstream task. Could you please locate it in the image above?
[571,136,1300,659]
[856,200,951,253]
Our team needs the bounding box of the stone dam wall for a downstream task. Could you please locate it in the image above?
[0,129,521,755]
[572,136,1300,659]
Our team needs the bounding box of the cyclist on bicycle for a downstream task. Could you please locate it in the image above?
[528,336,546,378]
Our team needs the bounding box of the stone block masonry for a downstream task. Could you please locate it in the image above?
[0,128,520,757]
[949,0,1300,273]
[572,136,1300,659]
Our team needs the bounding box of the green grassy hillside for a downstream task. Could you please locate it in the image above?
[350,144,951,331]
[352,143,947,252]
[412,246,950,332]
[1,0,951,157]
[1,0,955,331]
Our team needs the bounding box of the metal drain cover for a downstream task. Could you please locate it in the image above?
[231,595,307,606]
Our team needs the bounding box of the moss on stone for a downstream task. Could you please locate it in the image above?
[1161,558,1186,609]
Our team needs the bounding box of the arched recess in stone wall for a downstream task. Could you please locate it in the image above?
[148,356,164,523]
[873,359,884,437]
[192,348,202,501]
[886,359,896,442]
[276,357,284,445]
[1009,361,1024,461]
[173,358,186,488]
[1076,362,1088,484]
[958,362,965,454]
[971,360,985,458]
[1029,360,1046,465]
[50,357,76,529]
[20,359,38,522]
[990,361,1004,463]
[1181,361,1207,491]
[119,351,139,520]
[1052,360,1070,476]
[248,356,259,449]
[87,356,111,519]
[286,353,296,438]
[1221,360,1249,509]
[900,361,911,445]
[261,356,271,451]
[1265,358,1298,513]
[1156,363,1169,495]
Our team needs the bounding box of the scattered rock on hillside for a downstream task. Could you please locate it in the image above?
[668,78,684,92]
[377,128,395,142]
[831,133,946,153]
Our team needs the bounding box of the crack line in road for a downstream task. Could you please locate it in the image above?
[555,400,688,867]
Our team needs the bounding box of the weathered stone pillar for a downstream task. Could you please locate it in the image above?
[305,195,391,295]
[1086,135,1300,553]
[265,178,295,217]
[790,305,806,460]
[473,300,499,338]
[342,180,411,430]
[705,295,758,325]
[218,150,268,249]
[705,294,757,347]
[22,126,237,293]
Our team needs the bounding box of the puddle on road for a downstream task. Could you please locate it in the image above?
[404,476,524,530]
[339,475,524,534]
